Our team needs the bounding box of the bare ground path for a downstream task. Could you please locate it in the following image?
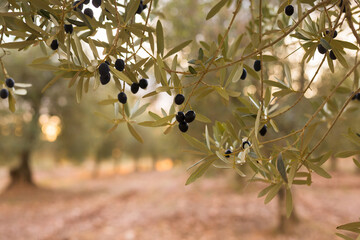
[0,168,359,240]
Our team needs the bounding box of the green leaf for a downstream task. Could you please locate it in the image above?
[264,183,282,204]
[76,76,84,103]
[196,113,212,123]
[182,133,211,153]
[14,83,32,88]
[206,0,229,20]
[98,99,118,105]
[8,92,16,113]
[301,123,318,152]
[257,184,274,198]
[353,158,360,169]
[28,64,59,71]
[320,38,331,50]
[127,122,143,143]
[308,162,331,179]
[332,40,359,50]
[264,80,288,89]
[214,86,229,101]
[288,161,298,188]
[131,103,150,119]
[0,40,37,49]
[125,0,141,23]
[277,153,288,183]
[110,66,133,85]
[268,105,290,118]
[335,150,360,158]
[337,221,360,231]
[205,125,211,150]
[335,233,354,240]
[254,107,261,139]
[164,40,192,59]
[152,114,175,126]
[186,156,217,185]
[156,20,164,56]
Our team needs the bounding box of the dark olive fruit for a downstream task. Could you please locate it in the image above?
[242,140,251,149]
[225,149,232,158]
[84,8,93,18]
[174,94,185,105]
[92,0,101,8]
[115,59,125,71]
[64,24,73,34]
[50,39,59,50]
[100,73,111,85]
[176,111,185,123]
[185,110,196,123]
[131,83,140,94]
[333,30,338,38]
[99,62,110,75]
[254,60,261,72]
[352,92,357,100]
[178,121,189,133]
[259,124,268,136]
[240,68,247,80]
[0,89,9,99]
[329,50,336,60]
[136,4,143,14]
[84,0,90,4]
[357,93,360,101]
[5,78,15,88]
[139,78,148,89]
[285,5,294,16]
[317,44,327,54]
[136,0,146,14]
[73,1,83,10]
[105,60,110,65]
[117,92,127,104]
[325,30,337,38]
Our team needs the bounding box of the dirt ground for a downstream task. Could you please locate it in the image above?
[0,167,359,240]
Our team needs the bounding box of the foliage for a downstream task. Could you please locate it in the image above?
[0,0,360,236]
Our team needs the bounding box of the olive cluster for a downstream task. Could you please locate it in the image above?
[317,30,338,60]
[0,78,15,100]
[173,94,196,133]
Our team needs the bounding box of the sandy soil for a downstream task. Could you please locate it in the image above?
[0,168,359,240]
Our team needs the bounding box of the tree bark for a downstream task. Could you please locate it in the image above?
[330,155,337,172]
[113,156,121,174]
[151,157,157,171]
[277,186,299,233]
[8,150,34,189]
[134,158,140,172]
[92,158,101,178]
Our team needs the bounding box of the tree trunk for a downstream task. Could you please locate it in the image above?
[330,155,337,172]
[113,156,121,174]
[92,158,101,178]
[8,150,34,189]
[134,158,140,172]
[151,157,157,171]
[277,186,299,233]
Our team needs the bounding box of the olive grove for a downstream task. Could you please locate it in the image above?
[0,0,359,237]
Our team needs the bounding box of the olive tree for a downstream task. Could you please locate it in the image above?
[0,0,359,237]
